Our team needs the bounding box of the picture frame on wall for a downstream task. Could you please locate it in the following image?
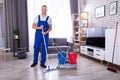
[95,5,105,18]
[109,1,117,15]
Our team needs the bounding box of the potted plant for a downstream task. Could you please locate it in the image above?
[13,28,19,39]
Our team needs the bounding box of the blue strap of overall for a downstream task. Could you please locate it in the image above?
[38,15,49,23]
[38,15,49,31]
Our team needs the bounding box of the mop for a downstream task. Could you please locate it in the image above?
[107,21,119,73]
[42,28,57,73]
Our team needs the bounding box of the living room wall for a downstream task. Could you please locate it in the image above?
[79,0,120,28]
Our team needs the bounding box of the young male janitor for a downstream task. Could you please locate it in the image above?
[31,5,52,68]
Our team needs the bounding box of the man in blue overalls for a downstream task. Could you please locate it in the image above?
[31,5,52,68]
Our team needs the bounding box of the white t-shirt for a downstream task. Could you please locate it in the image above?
[33,14,52,25]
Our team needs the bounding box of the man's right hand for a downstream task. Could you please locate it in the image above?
[32,23,44,30]
[38,25,44,29]
[40,25,44,29]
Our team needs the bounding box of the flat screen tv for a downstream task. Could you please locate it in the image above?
[86,28,105,48]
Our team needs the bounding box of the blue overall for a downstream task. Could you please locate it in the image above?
[33,15,49,64]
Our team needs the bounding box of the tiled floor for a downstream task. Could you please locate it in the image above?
[0,53,120,80]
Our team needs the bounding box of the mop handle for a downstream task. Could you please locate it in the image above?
[53,43,62,53]
[42,28,48,56]
[114,21,118,46]
[42,28,51,69]
[112,21,119,63]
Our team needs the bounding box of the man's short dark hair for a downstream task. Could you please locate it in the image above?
[42,5,47,8]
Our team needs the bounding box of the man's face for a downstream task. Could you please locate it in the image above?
[41,6,47,14]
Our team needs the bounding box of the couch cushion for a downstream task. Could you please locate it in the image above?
[54,38,67,46]
[48,45,70,53]
[48,46,57,53]
[48,38,54,46]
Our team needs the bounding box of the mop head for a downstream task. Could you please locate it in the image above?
[43,66,57,73]
[107,66,117,73]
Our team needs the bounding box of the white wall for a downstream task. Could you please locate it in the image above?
[27,0,72,52]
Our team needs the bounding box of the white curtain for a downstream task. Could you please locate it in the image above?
[0,5,4,48]
[27,0,72,52]
[0,15,2,48]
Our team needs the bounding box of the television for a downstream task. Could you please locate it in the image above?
[86,28,105,48]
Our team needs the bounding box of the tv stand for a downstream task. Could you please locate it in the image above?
[80,45,105,63]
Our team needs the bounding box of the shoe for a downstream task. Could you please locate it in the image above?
[40,64,47,68]
[31,63,38,67]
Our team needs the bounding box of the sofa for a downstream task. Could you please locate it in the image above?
[47,38,72,54]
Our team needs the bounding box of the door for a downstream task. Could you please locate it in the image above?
[115,29,120,65]
[105,29,120,65]
[105,29,114,62]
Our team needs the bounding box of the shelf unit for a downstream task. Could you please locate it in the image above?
[72,12,88,53]
[79,12,88,46]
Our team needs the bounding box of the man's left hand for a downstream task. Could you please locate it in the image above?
[42,31,47,35]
